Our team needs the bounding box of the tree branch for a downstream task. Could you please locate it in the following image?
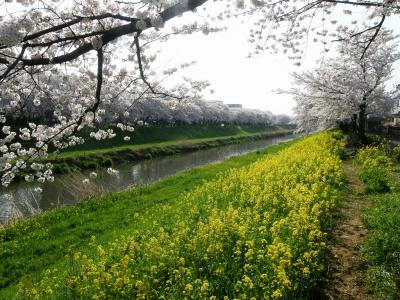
[360,14,386,59]
[1,46,26,79]
[324,0,399,9]
[93,48,104,112]
[134,32,183,100]
[22,13,138,43]
[1,0,208,69]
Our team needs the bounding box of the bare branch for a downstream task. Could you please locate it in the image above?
[361,14,386,60]
[134,32,183,100]
[0,46,26,79]
[324,0,399,9]
[93,48,104,112]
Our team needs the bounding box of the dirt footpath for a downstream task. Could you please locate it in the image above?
[325,160,369,300]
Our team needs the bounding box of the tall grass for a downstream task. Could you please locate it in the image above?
[59,172,107,200]
[0,193,41,225]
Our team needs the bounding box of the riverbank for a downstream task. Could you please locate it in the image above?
[47,126,292,174]
[0,137,298,297]
[64,124,294,153]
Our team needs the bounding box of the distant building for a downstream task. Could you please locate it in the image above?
[389,95,400,126]
[226,104,243,109]
[206,100,224,105]
[387,116,400,127]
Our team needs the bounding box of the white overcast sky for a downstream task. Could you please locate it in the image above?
[4,1,398,116]
[153,3,400,116]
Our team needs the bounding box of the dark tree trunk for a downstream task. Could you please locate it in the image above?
[358,102,367,144]
[351,113,358,134]
[348,113,359,145]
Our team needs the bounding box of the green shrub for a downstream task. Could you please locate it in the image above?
[52,163,71,174]
[100,158,113,167]
[330,130,344,141]
[330,131,346,159]
[80,160,98,169]
[356,146,393,193]
[367,135,390,153]
[391,145,400,163]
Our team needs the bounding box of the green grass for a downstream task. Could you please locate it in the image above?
[0,138,298,298]
[356,150,400,299]
[56,124,282,158]
[12,126,291,182]
[35,125,291,177]
[33,127,291,180]
[49,129,286,160]
[362,192,400,299]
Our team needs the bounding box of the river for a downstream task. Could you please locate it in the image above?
[0,134,294,224]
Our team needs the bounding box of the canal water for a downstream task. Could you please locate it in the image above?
[0,135,294,223]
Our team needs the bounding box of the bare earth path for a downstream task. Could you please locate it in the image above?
[326,160,369,300]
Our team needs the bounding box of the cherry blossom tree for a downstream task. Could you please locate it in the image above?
[285,29,399,142]
[1,0,400,186]
[105,96,275,126]
[274,114,293,125]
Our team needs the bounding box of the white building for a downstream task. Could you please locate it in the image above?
[206,100,224,105]
[226,104,243,109]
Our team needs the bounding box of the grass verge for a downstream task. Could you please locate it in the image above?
[362,193,400,299]
[354,145,400,299]
[0,137,296,298]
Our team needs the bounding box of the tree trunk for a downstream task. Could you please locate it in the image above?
[347,113,359,145]
[358,102,367,144]
[351,113,358,134]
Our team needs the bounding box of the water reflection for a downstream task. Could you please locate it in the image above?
[0,135,293,223]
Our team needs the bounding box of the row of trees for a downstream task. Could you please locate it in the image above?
[111,98,285,126]
[2,88,288,127]
[1,0,400,186]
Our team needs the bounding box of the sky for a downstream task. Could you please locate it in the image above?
[2,1,399,116]
[153,3,400,116]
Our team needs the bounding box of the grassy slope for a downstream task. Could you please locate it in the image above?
[53,124,285,159]
[50,130,288,160]
[0,138,298,297]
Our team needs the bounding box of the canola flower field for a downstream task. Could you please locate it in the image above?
[16,132,345,299]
